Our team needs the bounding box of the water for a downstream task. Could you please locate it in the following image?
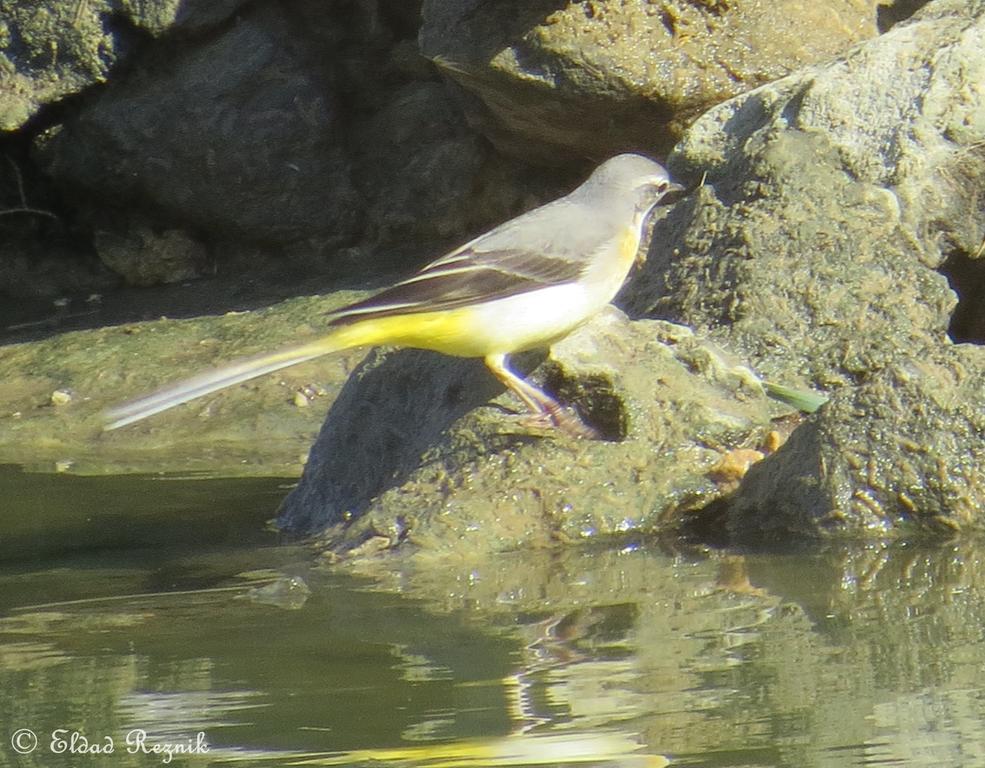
[2,466,985,767]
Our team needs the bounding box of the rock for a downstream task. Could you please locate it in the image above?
[22,0,539,290]
[288,0,541,261]
[0,292,365,475]
[34,2,361,248]
[419,0,881,163]
[627,133,957,388]
[350,80,541,251]
[93,219,207,287]
[730,346,985,541]
[278,309,786,555]
[0,0,250,131]
[620,0,985,539]
[877,0,933,30]
[124,0,249,36]
[7,0,982,554]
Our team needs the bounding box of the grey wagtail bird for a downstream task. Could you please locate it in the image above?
[105,154,684,434]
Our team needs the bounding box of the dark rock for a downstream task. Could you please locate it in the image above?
[34,3,361,248]
[877,0,933,31]
[93,219,208,287]
[0,0,250,131]
[350,80,540,251]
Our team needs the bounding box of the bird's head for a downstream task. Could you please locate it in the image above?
[574,153,685,212]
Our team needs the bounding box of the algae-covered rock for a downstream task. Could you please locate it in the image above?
[625,0,985,539]
[419,0,880,162]
[729,345,985,542]
[0,293,367,475]
[628,131,957,388]
[0,0,249,131]
[279,309,789,556]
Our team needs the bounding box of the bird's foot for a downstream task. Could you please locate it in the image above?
[519,407,600,440]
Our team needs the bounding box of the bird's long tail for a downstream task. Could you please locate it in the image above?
[104,325,366,430]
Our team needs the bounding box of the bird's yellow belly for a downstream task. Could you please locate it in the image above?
[340,283,598,358]
[335,225,644,360]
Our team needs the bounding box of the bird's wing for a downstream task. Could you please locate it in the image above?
[328,248,586,326]
[329,204,599,326]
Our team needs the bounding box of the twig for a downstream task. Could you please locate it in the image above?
[1,155,59,220]
[0,207,60,220]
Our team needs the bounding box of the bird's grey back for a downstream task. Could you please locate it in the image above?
[471,155,666,263]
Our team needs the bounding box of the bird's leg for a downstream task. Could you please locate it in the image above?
[483,353,598,439]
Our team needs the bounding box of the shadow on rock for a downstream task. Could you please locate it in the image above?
[277,348,537,536]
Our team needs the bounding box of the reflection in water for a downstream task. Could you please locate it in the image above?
[215,732,667,767]
[1,471,985,767]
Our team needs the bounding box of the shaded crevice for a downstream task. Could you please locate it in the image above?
[542,366,629,442]
[940,250,985,344]
[876,0,932,33]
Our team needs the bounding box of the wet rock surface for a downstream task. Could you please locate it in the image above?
[281,310,788,555]
[731,345,985,542]
[0,0,983,552]
[625,0,985,539]
[0,292,364,475]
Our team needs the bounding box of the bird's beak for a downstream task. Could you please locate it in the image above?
[658,180,687,204]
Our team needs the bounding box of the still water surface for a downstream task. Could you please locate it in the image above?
[2,466,985,768]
